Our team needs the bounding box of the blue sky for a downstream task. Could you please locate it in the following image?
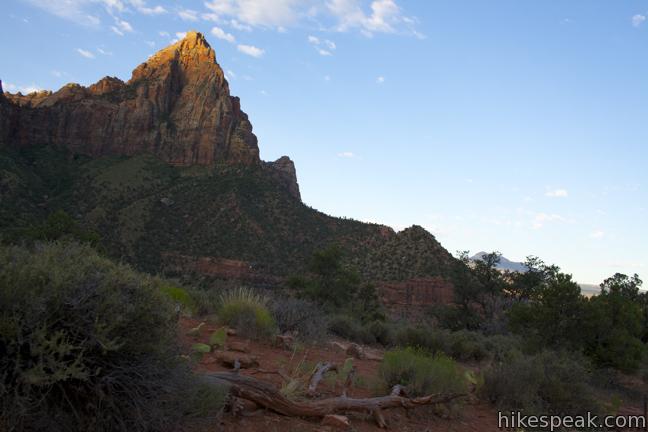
[1,0,647,285]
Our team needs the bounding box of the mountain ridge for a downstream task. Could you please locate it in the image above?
[0,31,471,317]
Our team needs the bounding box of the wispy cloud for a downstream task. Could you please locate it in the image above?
[202,0,420,37]
[632,14,646,27]
[211,26,236,43]
[237,44,265,58]
[23,0,100,26]
[545,188,568,198]
[76,48,95,59]
[97,47,113,56]
[178,9,198,22]
[376,76,385,84]
[130,0,166,15]
[308,35,336,56]
[337,151,355,158]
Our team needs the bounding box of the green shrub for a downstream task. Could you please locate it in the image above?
[209,328,227,349]
[378,348,467,397]
[218,287,275,340]
[328,314,376,344]
[160,284,195,315]
[0,242,214,431]
[481,350,600,416]
[445,330,489,362]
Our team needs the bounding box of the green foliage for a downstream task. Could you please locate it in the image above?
[509,272,586,351]
[482,350,600,416]
[209,328,227,349]
[509,270,646,372]
[218,287,276,340]
[0,242,197,431]
[328,314,377,345]
[22,209,101,245]
[378,348,467,397]
[192,343,211,354]
[160,284,195,315]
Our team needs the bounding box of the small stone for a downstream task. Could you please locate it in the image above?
[346,343,365,360]
[216,351,259,369]
[227,341,250,353]
[321,414,350,429]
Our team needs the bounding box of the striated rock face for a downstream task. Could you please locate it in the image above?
[0,31,259,166]
[378,277,455,320]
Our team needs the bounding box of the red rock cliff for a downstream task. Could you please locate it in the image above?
[0,31,260,166]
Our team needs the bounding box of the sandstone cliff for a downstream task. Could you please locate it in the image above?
[0,31,298,198]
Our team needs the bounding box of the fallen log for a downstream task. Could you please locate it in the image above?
[203,372,465,427]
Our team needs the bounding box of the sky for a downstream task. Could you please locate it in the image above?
[1,0,647,285]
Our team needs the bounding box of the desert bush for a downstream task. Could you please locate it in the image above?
[0,241,225,432]
[218,287,276,340]
[328,314,376,344]
[268,296,328,343]
[444,330,489,362]
[160,284,195,315]
[378,348,467,397]
[481,350,600,416]
[209,328,227,349]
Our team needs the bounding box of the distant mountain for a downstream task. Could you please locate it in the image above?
[470,252,528,272]
[0,31,470,295]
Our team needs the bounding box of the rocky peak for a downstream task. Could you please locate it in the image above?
[0,31,260,167]
[265,156,301,200]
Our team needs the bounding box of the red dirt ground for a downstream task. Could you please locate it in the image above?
[179,317,503,432]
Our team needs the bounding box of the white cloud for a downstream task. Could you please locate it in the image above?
[111,26,124,36]
[178,9,199,21]
[76,48,95,59]
[211,26,236,43]
[632,14,646,27]
[159,31,169,37]
[2,82,44,94]
[590,230,605,239]
[237,44,265,57]
[115,17,133,32]
[376,75,385,84]
[229,19,252,31]
[129,0,166,15]
[226,69,236,79]
[337,151,355,158]
[327,0,417,36]
[144,40,155,47]
[307,34,336,56]
[205,0,300,28]
[203,0,420,36]
[24,0,101,26]
[545,188,568,198]
[97,47,113,55]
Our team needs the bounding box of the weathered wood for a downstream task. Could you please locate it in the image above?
[341,366,356,397]
[307,362,338,396]
[203,372,465,426]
